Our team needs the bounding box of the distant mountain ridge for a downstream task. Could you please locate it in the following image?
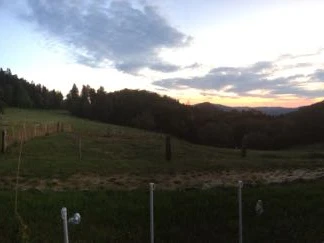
[194,102,298,115]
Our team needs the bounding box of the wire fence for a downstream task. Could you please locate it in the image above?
[61,181,252,243]
[1,122,72,153]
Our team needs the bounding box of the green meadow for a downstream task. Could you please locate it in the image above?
[1,108,324,242]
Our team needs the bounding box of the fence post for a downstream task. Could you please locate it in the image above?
[165,135,171,161]
[1,130,7,153]
[238,180,243,243]
[61,207,69,243]
[79,134,82,161]
[11,127,14,139]
[45,124,49,136]
[149,183,155,243]
[23,123,27,142]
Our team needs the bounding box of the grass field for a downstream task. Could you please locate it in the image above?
[2,181,324,242]
[1,108,324,242]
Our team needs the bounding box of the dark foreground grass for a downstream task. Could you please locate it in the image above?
[1,180,324,242]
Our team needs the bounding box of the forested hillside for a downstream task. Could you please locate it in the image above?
[1,68,323,151]
[64,84,324,150]
[0,68,63,110]
[284,101,324,145]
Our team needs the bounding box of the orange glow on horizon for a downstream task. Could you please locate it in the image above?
[178,95,324,108]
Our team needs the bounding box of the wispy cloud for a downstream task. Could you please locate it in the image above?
[277,48,324,61]
[153,53,324,98]
[23,0,191,73]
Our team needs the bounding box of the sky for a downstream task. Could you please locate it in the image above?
[0,0,324,107]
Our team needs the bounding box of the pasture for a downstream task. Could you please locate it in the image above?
[1,108,324,242]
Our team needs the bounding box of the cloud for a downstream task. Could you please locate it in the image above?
[249,61,273,73]
[153,59,324,98]
[313,69,324,80]
[277,48,324,61]
[24,0,191,73]
[295,63,313,68]
[184,63,201,69]
[150,63,181,72]
[154,63,276,92]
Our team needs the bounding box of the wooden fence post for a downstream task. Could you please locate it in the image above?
[23,123,27,142]
[45,124,49,136]
[1,130,7,153]
[165,135,172,161]
[241,136,248,158]
[79,134,82,161]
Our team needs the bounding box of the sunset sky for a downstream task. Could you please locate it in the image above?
[0,0,323,107]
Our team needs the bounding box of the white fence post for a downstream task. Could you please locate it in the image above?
[61,207,69,243]
[149,183,155,243]
[238,180,243,243]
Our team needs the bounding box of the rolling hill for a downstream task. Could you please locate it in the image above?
[194,102,298,115]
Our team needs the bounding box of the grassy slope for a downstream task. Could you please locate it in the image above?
[1,108,324,180]
[1,108,324,242]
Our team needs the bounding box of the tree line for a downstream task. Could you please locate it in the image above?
[1,67,323,150]
[66,84,324,150]
[0,68,63,110]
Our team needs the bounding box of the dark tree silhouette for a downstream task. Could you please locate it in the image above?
[2,67,324,150]
[0,67,63,109]
[65,84,324,150]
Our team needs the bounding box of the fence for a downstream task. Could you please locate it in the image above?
[1,122,72,153]
[61,181,251,243]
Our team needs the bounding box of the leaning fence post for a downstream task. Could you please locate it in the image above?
[238,180,243,243]
[61,207,69,243]
[149,183,155,243]
[1,130,7,153]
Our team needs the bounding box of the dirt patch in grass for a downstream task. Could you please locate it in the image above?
[2,168,324,191]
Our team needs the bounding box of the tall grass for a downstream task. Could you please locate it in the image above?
[1,180,324,242]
